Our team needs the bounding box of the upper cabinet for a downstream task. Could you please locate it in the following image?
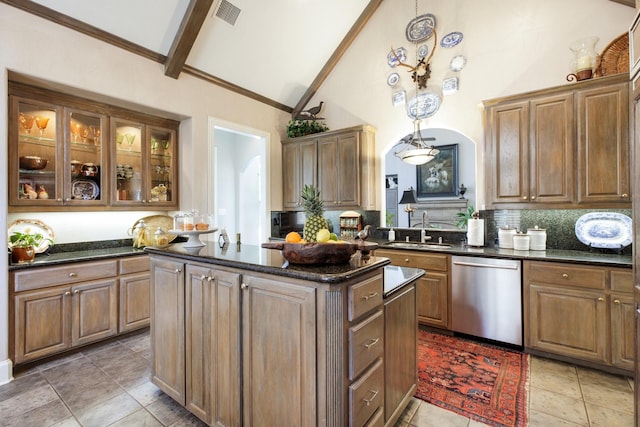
[8,81,179,212]
[484,74,630,209]
[282,125,377,211]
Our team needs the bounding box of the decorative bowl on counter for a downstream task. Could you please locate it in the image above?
[261,241,378,265]
[19,156,48,170]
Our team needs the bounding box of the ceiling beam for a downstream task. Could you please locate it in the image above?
[291,0,385,119]
[609,0,635,7]
[164,0,215,79]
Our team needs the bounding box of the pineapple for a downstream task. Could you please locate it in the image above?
[301,184,330,242]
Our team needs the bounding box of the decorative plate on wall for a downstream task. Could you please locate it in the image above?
[387,72,400,87]
[388,47,407,67]
[574,212,632,249]
[405,13,436,43]
[441,31,464,48]
[450,55,467,71]
[406,92,441,119]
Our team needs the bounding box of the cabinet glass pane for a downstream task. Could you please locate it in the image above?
[150,129,174,203]
[69,112,103,201]
[17,101,57,202]
[115,123,143,202]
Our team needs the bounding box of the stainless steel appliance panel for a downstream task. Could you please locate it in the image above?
[451,256,522,346]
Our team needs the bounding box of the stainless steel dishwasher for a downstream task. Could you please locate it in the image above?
[451,256,523,346]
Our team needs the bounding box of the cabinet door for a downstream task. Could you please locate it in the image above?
[112,118,147,205]
[119,272,150,333]
[318,132,360,208]
[14,286,71,364]
[282,140,317,210]
[526,284,607,363]
[611,293,635,371]
[529,93,575,204]
[72,279,118,346]
[318,136,339,207]
[65,108,108,206]
[147,126,177,206]
[150,258,186,405]
[241,275,316,427]
[9,96,63,206]
[577,82,630,204]
[417,272,449,329]
[485,100,530,205]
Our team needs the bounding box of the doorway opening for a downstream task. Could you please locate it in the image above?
[208,118,269,246]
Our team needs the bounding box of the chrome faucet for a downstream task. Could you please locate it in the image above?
[420,211,431,243]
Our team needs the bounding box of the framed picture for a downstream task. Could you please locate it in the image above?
[416,144,458,198]
[630,10,640,79]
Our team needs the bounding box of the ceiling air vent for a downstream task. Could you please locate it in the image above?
[214,0,241,26]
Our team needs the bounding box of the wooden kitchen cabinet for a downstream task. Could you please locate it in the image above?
[374,249,450,330]
[524,261,634,373]
[282,125,377,211]
[484,74,630,209]
[282,139,317,209]
[11,260,118,364]
[8,80,179,211]
[118,255,151,333]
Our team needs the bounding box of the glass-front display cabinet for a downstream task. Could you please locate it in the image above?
[111,119,176,207]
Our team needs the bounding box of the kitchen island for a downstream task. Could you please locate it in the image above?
[145,242,423,427]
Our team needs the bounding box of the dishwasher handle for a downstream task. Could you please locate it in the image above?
[452,260,520,270]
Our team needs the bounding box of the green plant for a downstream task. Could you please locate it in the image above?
[9,229,53,248]
[454,205,476,229]
[286,120,329,138]
[385,210,395,227]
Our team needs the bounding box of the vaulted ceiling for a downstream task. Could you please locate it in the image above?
[2,0,384,117]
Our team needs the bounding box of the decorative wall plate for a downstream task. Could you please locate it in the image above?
[441,31,464,48]
[392,90,406,106]
[8,219,54,253]
[406,13,436,43]
[442,77,459,95]
[71,179,99,200]
[387,72,400,87]
[450,55,467,71]
[574,212,632,249]
[418,44,429,58]
[406,92,441,119]
[387,47,407,67]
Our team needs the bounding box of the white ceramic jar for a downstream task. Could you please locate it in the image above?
[498,226,516,249]
[527,226,547,250]
[512,233,530,251]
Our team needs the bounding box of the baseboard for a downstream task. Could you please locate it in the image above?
[0,358,14,385]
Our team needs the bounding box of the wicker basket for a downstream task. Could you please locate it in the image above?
[595,33,629,77]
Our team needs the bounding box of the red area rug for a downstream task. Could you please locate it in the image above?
[414,329,529,427]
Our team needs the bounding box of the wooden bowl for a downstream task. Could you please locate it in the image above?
[262,241,360,265]
[19,156,48,170]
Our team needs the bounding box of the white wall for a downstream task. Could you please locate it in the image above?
[309,0,634,212]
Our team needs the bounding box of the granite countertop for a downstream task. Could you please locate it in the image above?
[373,240,632,268]
[8,246,147,271]
[144,242,390,284]
[383,265,425,297]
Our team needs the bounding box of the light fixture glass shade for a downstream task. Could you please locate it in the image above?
[396,147,439,165]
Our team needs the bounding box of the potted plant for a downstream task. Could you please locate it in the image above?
[454,205,476,229]
[9,229,53,263]
[286,119,329,138]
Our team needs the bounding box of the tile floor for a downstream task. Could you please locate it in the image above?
[0,329,635,427]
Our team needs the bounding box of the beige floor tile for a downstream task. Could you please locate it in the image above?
[577,367,633,393]
[1,399,72,427]
[528,409,587,426]
[580,382,634,415]
[530,357,582,399]
[0,383,60,418]
[585,402,635,427]
[393,398,420,426]
[408,402,470,427]
[127,381,164,406]
[49,417,82,427]
[529,385,589,425]
[75,392,143,427]
[108,408,163,427]
[467,419,492,426]
[146,394,207,426]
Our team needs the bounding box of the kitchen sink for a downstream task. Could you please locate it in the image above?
[382,242,452,250]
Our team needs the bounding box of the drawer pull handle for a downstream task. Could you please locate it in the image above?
[613,299,621,305]
[64,291,71,296]
[69,272,77,277]
[74,290,79,294]
[207,275,214,282]
[404,258,410,263]
[362,292,379,301]
[363,389,379,406]
[201,275,207,281]
[363,338,380,349]
[241,283,249,290]
[174,269,182,273]
[621,193,629,198]
[562,273,568,279]
[597,297,604,302]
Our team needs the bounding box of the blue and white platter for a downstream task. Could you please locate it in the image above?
[406,13,436,43]
[574,212,632,249]
[406,92,441,120]
[388,47,407,67]
[441,31,463,48]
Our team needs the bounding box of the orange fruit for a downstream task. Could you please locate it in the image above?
[285,231,302,243]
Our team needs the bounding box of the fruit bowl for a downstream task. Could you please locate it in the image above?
[19,156,48,170]
[262,241,360,265]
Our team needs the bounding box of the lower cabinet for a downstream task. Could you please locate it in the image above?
[374,249,450,330]
[11,256,151,365]
[149,254,389,427]
[524,261,634,372]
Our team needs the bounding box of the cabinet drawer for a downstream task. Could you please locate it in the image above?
[375,250,448,272]
[349,358,384,427]
[349,274,383,321]
[348,310,384,381]
[611,269,633,293]
[13,260,118,292]
[526,261,606,289]
[119,255,150,275]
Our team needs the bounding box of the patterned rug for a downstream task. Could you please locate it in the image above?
[414,329,529,427]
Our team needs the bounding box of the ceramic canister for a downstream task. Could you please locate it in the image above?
[527,226,547,251]
[512,233,530,251]
[498,226,516,249]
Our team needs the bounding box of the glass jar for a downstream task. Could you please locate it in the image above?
[132,220,149,248]
[154,227,170,247]
[174,211,194,231]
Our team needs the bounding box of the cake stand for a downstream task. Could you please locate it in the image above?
[168,228,218,247]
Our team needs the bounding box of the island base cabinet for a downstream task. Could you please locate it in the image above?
[118,256,151,333]
[241,274,317,427]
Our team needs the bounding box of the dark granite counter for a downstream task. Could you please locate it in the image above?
[374,240,632,268]
[8,246,147,271]
[145,242,390,284]
[383,265,424,297]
